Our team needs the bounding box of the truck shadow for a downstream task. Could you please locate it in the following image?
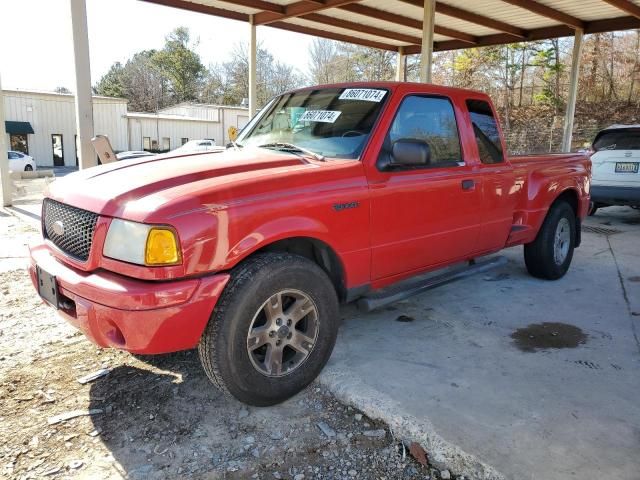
[87,350,241,478]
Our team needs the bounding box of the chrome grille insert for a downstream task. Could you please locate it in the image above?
[42,199,99,262]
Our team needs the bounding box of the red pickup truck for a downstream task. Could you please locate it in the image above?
[29,82,590,405]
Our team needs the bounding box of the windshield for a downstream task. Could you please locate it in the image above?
[236,87,389,159]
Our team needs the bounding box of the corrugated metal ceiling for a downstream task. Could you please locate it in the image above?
[142,0,640,52]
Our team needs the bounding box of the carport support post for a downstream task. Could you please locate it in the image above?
[396,46,406,82]
[562,28,584,152]
[70,0,96,169]
[249,15,257,118]
[420,0,435,83]
[0,74,12,207]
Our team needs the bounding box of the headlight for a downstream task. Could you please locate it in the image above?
[103,219,181,266]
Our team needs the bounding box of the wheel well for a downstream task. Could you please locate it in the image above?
[252,237,347,301]
[554,189,578,216]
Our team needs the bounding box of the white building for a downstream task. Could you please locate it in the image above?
[3,89,250,168]
[127,102,250,153]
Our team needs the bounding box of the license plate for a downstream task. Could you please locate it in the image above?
[36,265,59,308]
[615,162,639,173]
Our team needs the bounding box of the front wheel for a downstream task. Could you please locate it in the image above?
[198,252,339,406]
[524,201,576,280]
[24,164,33,172]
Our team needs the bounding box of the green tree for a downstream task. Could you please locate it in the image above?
[152,27,205,103]
[94,62,126,98]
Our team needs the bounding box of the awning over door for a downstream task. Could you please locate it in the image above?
[5,121,34,134]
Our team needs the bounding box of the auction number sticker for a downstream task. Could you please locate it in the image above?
[339,88,387,102]
[299,110,342,123]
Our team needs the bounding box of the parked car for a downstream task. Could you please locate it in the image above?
[116,151,156,161]
[7,151,36,172]
[588,125,640,214]
[29,82,591,406]
[171,139,223,154]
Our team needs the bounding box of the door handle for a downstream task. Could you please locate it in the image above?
[461,179,475,190]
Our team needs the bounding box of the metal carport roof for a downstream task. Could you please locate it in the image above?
[140,0,640,53]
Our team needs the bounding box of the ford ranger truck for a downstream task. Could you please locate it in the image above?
[29,83,591,406]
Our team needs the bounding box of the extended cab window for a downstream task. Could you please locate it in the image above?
[467,99,504,164]
[388,96,462,167]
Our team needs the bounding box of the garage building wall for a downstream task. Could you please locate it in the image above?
[3,89,128,168]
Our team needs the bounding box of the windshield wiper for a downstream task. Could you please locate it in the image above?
[258,142,325,161]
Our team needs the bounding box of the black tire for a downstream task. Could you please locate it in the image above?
[524,201,576,280]
[24,164,33,172]
[198,252,339,406]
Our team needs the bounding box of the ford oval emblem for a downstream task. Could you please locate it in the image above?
[52,220,65,236]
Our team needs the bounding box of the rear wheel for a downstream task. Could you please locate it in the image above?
[198,252,339,406]
[524,201,576,280]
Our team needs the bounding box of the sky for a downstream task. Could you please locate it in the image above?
[0,0,313,92]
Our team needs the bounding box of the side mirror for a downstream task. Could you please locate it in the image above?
[390,138,431,167]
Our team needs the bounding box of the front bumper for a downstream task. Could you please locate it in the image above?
[591,185,640,206]
[29,243,230,354]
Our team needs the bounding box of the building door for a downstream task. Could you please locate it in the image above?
[52,134,64,166]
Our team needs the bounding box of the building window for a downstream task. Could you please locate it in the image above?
[151,139,158,150]
[162,137,170,151]
[181,137,189,145]
[10,134,29,154]
[143,137,151,151]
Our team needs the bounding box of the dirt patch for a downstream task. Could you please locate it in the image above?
[510,322,588,353]
[0,212,457,480]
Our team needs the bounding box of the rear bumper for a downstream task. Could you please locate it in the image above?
[591,185,640,206]
[29,243,230,354]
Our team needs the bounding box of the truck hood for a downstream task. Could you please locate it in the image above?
[47,148,312,218]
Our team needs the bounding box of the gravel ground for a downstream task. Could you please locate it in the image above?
[0,210,459,480]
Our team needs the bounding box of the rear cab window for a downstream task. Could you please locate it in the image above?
[466,99,504,164]
[387,95,463,168]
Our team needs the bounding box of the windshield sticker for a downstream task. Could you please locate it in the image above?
[339,88,387,102]
[299,110,342,123]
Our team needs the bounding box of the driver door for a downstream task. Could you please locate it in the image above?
[367,94,483,280]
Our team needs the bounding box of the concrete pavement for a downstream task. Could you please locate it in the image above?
[320,206,640,480]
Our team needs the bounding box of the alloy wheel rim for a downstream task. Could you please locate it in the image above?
[246,289,319,377]
[553,218,571,265]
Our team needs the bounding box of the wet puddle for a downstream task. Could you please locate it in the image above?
[511,322,588,353]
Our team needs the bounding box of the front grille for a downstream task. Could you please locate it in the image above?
[43,199,99,261]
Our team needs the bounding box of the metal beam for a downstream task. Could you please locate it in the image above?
[421,0,435,83]
[254,0,359,25]
[601,0,640,19]
[0,75,12,207]
[269,21,398,50]
[338,4,477,44]
[499,0,584,29]
[140,0,249,21]
[70,0,96,169]
[562,28,584,152]
[249,15,257,117]
[396,46,406,82]
[302,12,423,45]
[399,0,526,38]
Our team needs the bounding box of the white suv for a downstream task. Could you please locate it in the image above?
[589,125,640,214]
